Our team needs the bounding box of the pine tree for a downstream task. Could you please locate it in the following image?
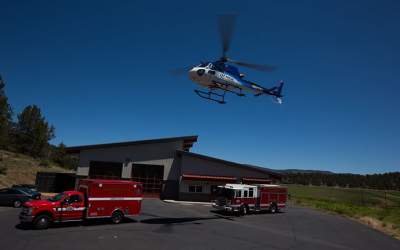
[16,105,55,158]
[51,142,67,166]
[0,76,14,150]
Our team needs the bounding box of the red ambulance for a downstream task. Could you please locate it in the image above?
[19,179,142,230]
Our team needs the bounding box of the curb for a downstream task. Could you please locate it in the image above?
[164,200,214,206]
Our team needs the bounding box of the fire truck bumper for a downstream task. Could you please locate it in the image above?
[19,214,34,223]
[212,204,233,212]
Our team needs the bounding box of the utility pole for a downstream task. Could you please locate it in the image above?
[361,189,364,205]
[385,192,387,208]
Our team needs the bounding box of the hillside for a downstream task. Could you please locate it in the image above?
[0,150,74,189]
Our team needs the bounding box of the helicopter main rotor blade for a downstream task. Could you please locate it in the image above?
[227,59,278,73]
[168,66,195,76]
[217,14,237,57]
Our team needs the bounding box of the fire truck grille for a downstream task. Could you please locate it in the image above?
[21,206,28,215]
[218,197,227,206]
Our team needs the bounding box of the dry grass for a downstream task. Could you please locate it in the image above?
[289,197,400,240]
[0,150,74,189]
[358,216,399,238]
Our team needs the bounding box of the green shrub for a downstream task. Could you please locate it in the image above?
[0,165,7,175]
[39,159,51,168]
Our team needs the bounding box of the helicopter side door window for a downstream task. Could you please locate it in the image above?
[208,63,217,75]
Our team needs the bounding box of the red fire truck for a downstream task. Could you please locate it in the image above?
[212,184,287,215]
[19,179,142,229]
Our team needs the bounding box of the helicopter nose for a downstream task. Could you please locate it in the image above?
[188,69,197,80]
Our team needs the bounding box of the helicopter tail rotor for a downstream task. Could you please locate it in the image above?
[258,81,284,105]
[270,81,284,106]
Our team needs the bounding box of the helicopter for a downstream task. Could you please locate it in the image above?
[170,14,284,105]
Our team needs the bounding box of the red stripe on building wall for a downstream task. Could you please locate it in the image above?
[242,178,271,184]
[182,174,237,183]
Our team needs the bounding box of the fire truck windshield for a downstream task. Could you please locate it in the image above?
[47,192,68,202]
[218,188,235,198]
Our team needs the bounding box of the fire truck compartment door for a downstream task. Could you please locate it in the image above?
[279,194,286,204]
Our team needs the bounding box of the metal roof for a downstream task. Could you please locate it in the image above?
[65,135,198,154]
[177,150,285,179]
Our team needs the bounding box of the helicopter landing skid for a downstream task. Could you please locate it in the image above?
[195,89,227,104]
[194,82,245,104]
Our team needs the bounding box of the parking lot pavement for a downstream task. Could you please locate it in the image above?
[1,199,399,250]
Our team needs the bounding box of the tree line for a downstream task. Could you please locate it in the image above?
[283,172,400,190]
[0,76,77,170]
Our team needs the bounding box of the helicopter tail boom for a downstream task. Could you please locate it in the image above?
[272,81,284,97]
[262,81,283,97]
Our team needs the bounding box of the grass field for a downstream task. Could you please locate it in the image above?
[286,185,400,207]
[284,185,400,239]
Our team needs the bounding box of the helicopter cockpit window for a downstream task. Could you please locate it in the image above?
[218,65,226,72]
[209,63,217,70]
[199,62,210,68]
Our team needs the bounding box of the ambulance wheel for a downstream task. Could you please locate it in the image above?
[240,205,247,216]
[111,211,124,224]
[269,204,277,214]
[33,215,51,230]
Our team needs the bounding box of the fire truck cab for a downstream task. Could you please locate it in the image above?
[19,179,142,229]
[212,183,287,215]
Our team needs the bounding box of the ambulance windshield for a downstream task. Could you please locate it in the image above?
[47,192,68,202]
[218,188,235,198]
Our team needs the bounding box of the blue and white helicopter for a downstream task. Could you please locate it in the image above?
[170,14,284,105]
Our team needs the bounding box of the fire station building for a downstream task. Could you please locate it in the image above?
[65,135,284,201]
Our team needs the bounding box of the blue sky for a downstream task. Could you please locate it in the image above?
[1,0,399,175]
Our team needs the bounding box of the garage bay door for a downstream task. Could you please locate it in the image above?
[131,164,164,199]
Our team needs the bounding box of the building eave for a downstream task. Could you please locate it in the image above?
[176,150,285,179]
[65,135,198,154]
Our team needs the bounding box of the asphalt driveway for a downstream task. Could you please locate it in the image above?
[0,199,399,250]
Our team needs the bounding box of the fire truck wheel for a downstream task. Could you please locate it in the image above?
[269,204,277,214]
[240,205,248,216]
[33,215,51,230]
[111,211,124,224]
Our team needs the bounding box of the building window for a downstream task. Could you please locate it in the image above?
[189,185,203,193]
